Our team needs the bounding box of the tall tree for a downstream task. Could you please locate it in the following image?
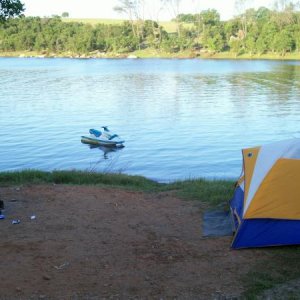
[0,0,24,22]
[114,0,146,49]
[234,0,251,37]
[163,0,182,36]
[145,0,165,45]
[114,0,138,37]
[272,0,298,29]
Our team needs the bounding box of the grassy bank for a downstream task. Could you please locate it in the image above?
[132,49,300,60]
[210,51,300,60]
[1,170,300,298]
[0,170,234,206]
[1,49,300,60]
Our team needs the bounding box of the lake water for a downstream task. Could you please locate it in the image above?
[1,58,300,182]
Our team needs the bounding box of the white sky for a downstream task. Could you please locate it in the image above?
[23,0,273,21]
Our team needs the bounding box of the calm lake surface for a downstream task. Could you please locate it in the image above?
[1,58,300,181]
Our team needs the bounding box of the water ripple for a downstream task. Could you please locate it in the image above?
[1,58,300,181]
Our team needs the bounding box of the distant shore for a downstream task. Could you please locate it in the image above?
[1,49,300,60]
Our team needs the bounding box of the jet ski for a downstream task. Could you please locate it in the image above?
[81,126,125,147]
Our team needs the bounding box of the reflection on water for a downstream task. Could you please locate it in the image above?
[82,144,125,173]
[86,144,124,160]
[0,58,300,181]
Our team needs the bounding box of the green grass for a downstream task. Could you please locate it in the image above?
[62,18,193,33]
[159,21,193,33]
[0,170,234,206]
[168,178,234,207]
[129,49,300,59]
[210,51,300,60]
[2,169,300,297]
[132,48,197,58]
[242,246,300,299]
[64,18,124,26]
[0,170,160,190]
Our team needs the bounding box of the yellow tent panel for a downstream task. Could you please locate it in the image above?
[242,147,260,208]
[244,158,300,219]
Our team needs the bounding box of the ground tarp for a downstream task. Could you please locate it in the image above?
[202,210,233,237]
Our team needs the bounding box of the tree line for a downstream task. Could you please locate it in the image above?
[0,0,24,22]
[1,5,300,56]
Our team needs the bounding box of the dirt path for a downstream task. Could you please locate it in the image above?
[0,185,264,299]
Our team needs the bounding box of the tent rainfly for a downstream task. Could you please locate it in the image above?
[230,138,300,249]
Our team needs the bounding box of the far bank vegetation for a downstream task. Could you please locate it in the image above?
[1,0,300,58]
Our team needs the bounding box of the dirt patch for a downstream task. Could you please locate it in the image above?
[0,185,265,299]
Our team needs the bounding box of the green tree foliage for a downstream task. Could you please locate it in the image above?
[224,19,240,41]
[260,22,279,52]
[244,34,256,55]
[229,38,242,56]
[1,4,300,56]
[0,17,142,53]
[201,25,225,52]
[161,28,192,52]
[62,12,69,18]
[271,29,294,55]
[143,20,166,48]
[194,9,225,52]
[0,0,24,22]
[175,13,195,23]
[294,28,300,51]
[199,9,220,27]
[256,35,267,54]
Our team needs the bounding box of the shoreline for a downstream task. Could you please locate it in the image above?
[0,170,299,299]
[0,169,234,206]
[1,50,300,60]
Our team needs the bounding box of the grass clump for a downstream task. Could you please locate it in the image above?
[0,170,161,191]
[168,178,234,206]
[51,170,162,191]
[242,246,300,299]
[0,170,234,206]
[0,170,53,184]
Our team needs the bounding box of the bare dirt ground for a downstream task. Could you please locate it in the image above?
[0,184,266,299]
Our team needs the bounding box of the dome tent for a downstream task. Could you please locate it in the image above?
[231,138,300,248]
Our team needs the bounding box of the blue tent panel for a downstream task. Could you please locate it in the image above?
[232,219,300,248]
[230,186,244,230]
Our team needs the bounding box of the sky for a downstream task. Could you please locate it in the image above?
[23,0,273,21]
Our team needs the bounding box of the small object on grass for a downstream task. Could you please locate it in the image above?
[42,274,51,280]
[12,219,20,224]
[0,214,5,220]
[54,262,69,270]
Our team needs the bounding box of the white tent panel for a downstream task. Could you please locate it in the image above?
[282,140,300,159]
[243,138,300,215]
